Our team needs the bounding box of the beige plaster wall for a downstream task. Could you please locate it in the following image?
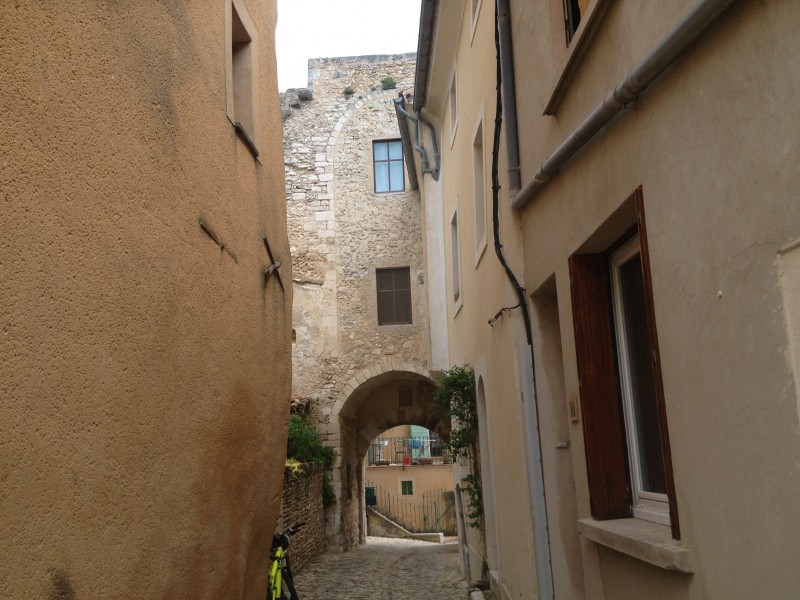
[366,464,454,499]
[425,2,544,598]
[0,2,291,599]
[421,0,800,598]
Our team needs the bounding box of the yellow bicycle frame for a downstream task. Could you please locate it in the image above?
[268,545,285,600]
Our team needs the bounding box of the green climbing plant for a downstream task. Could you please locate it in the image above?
[434,365,483,528]
[286,414,337,507]
[287,414,335,467]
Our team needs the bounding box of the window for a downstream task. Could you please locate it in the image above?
[373,140,405,193]
[569,188,679,538]
[448,73,458,142]
[564,0,591,44]
[472,121,486,260]
[450,211,461,307]
[401,480,413,496]
[376,267,412,325]
[610,235,669,523]
[226,0,259,156]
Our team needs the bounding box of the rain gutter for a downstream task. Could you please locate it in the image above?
[511,0,741,210]
[497,0,521,193]
[393,96,421,190]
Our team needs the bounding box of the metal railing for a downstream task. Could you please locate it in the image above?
[365,481,457,536]
[367,436,451,466]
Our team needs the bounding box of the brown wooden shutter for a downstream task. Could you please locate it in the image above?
[569,254,632,519]
[634,187,681,539]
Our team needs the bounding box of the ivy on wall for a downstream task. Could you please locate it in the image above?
[434,365,483,529]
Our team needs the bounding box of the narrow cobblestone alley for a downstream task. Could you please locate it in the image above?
[294,537,469,599]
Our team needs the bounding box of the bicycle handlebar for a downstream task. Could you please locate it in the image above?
[282,522,305,536]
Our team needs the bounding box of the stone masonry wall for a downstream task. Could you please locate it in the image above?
[281,54,427,425]
[281,54,429,548]
[277,464,325,572]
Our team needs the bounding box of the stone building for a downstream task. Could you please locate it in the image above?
[1,2,291,598]
[281,54,446,550]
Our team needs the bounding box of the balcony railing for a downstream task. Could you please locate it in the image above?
[367,436,451,466]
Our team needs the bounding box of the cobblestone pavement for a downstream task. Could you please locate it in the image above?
[293,536,469,599]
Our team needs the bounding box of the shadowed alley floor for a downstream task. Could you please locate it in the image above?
[294,536,469,599]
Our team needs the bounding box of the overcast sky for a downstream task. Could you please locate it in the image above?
[276,0,423,91]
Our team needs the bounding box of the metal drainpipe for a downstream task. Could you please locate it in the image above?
[394,97,441,181]
[492,2,554,597]
[511,0,741,210]
[497,0,521,193]
[416,110,441,181]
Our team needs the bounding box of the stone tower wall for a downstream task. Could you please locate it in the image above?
[282,54,427,424]
[281,54,429,548]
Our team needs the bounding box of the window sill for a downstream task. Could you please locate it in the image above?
[453,296,463,318]
[232,120,260,161]
[544,0,611,116]
[577,518,694,574]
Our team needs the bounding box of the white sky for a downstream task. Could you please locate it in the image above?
[276,0,423,91]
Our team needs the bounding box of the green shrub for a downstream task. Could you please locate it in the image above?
[287,414,335,467]
[381,76,396,90]
[343,86,355,98]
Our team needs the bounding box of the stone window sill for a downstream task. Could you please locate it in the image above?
[578,517,694,573]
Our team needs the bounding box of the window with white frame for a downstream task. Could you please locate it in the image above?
[373,140,405,193]
[609,234,669,524]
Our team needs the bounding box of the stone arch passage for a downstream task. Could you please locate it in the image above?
[325,366,448,550]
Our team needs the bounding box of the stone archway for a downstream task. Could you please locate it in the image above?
[324,362,447,550]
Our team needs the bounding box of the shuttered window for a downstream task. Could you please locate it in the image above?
[569,187,680,539]
[376,267,412,325]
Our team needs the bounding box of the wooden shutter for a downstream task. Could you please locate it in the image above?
[634,187,681,539]
[569,254,632,520]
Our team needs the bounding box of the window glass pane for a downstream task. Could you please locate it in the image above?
[373,142,388,161]
[388,141,403,160]
[374,162,389,193]
[376,270,392,291]
[377,291,394,324]
[395,290,412,323]
[389,161,404,192]
[618,253,667,495]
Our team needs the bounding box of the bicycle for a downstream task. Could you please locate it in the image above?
[268,522,304,600]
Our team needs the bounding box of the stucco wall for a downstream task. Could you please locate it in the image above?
[0,2,291,599]
[419,0,800,599]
